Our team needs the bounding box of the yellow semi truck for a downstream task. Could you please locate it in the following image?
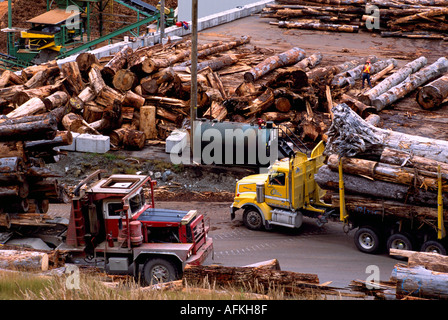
[231,141,336,230]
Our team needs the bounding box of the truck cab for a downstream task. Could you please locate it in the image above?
[231,141,334,230]
[63,170,213,284]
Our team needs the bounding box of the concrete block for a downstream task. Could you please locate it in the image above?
[166,130,189,153]
[76,134,110,153]
[59,132,80,151]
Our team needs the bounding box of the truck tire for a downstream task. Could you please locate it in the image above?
[354,227,381,253]
[421,240,447,255]
[243,208,264,230]
[387,233,413,259]
[142,258,178,286]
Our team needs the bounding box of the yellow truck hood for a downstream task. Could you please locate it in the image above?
[235,174,268,194]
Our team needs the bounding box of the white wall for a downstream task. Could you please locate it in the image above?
[177,0,262,21]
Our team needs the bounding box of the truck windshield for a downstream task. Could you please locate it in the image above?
[129,189,146,215]
[269,172,286,186]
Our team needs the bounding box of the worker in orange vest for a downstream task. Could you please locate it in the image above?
[361,60,373,89]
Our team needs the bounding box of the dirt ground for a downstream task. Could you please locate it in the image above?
[47,149,250,202]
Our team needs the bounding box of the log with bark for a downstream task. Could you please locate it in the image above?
[60,61,85,96]
[101,45,134,83]
[371,57,448,111]
[307,57,373,84]
[358,56,427,106]
[325,103,448,163]
[183,264,322,293]
[277,20,360,33]
[0,249,50,271]
[327,154,448,193]
[294,52,323,71]
[416,72,448,110]
[0,70,24,88]
[109,127,146,149]
[331,59,396,88]
[142,39,247,74]
[89,64,107,95]
[0,113,58,142]
[315,165,448,207]
[42,91,69,111]
[243,47,306,83]
[76,52,99,78]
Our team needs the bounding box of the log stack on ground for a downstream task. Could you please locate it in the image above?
[2,36,445,153]
[263,0,448,39]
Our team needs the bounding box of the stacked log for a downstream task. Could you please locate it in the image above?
[264,0,448,39]
[0,112,70,225]
[316,103,448,233]
[263,1,366,33]
[370,57,448,111]
[3,38,442,153]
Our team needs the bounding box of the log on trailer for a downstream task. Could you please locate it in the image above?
[326,154,448,192]
[325,103,448,163]
[315,165,448,207]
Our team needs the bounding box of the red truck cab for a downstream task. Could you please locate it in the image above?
[65,170,213,284]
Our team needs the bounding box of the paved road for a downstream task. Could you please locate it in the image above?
[49,201,398,289]
[182,201,398,289]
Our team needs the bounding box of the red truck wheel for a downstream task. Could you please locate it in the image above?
[142,258,178,285]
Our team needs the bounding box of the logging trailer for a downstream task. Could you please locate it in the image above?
[0,170,213,284]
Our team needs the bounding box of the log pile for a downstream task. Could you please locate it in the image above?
[263,0,448,39]
[0,38,363,147]
[1,37,444,155]
[316,103,448,232]
[0,109,71,224]
[182,259,354,297]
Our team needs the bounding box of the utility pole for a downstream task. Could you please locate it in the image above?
[160,0,165,40]
[190,0,198,160]
[7,0,12,56]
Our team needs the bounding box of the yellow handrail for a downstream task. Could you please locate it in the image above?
[438,165,446,239]
[338,157,347,222]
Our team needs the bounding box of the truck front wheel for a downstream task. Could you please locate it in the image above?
[142,258,178,285]
[243,208,264,230]
[354,227,381,253]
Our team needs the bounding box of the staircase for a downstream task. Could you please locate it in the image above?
[277,126,309,158]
